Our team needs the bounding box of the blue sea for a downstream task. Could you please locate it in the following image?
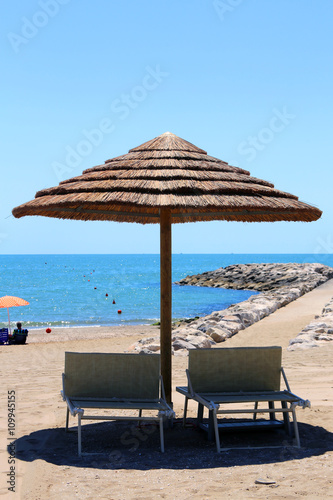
[0,254,332,330]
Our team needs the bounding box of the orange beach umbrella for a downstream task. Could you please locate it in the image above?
[0,296,29,335]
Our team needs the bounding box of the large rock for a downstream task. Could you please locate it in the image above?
[186,335,213,348]
[206,326,231,342]
[288,297,333,350]
[172,339,196,351]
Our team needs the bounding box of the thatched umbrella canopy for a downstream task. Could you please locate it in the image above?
[12,132,322,402]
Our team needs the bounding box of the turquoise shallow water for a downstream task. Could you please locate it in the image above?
[0,254,332,329]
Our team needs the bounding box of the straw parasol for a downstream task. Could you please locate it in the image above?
[12,132,322,402]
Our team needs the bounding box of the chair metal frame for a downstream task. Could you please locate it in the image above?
[61,352,174,456]
[176,347,310,452]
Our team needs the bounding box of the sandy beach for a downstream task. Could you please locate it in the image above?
[1,281,333,499]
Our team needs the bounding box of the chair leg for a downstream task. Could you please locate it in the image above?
[253,401,258,421]
[213,409,221,453]
[282,401,291,435]
[159,415,165,453]
[197,403,204,426]
[208,410,215,441]
[183,397,188,427]
[269,401,276,421]
[291,408,301,448]
[65,407,69,432]
[78,413,82,457]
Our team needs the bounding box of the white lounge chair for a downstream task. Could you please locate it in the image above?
[61,352,174,456]
[176,346,310,452]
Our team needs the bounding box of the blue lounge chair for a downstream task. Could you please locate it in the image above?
[0,328,9,344]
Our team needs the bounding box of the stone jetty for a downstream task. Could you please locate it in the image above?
[174,262,333,291]
[129,263,333,354]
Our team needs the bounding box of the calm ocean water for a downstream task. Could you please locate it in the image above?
[0,254,332,330]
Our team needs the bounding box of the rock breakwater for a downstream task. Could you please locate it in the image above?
[175,262,333,292]
[129,263,333,354]
[288,297,333,350]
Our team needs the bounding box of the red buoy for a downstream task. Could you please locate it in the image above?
[46,328,52,333]
[94,287,97,289]
[105,293,108,297]
[117,310,122,314]
[112,299,116,304]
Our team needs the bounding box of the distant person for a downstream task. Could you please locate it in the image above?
[9,322,28,345]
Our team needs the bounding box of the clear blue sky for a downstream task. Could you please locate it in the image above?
[1,0,332,254]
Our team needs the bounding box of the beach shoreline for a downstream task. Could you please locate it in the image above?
[26,323,160,344]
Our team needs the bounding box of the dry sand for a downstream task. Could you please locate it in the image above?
[1,281,333,499]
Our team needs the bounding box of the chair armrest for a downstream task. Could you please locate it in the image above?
[281,367,291,392]
[186,369,195,398]
[291,399,311,409]
[64,396,84,417]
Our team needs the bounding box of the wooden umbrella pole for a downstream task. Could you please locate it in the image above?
[7,308,11,335]
[160,208,172,405]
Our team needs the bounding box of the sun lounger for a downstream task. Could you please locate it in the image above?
[176,346,310,452]
[0,328,9,344]
[61,352,175,456]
